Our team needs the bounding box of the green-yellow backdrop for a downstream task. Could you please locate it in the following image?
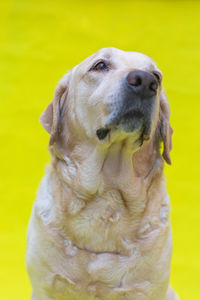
[0,0,199,299]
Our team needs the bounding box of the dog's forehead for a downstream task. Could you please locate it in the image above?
[75,47,158,72]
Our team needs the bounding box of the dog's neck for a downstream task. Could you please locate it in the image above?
[45,135,169,256]
[50,133,164,216]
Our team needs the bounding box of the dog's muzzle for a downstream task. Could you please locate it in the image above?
[96,71,159,141]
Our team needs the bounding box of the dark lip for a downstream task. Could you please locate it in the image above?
[96,128,110,140]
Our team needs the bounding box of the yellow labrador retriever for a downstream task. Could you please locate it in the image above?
[26,47,179,300]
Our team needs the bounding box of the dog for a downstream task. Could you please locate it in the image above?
[26,47,179,300]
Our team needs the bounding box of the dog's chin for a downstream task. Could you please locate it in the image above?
[96,110,151,143]
[117,111,144,133]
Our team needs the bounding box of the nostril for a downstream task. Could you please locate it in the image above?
[149,81,158,92]
[127,73,142,87]
[130,76,142,87]
[126,71,158,97]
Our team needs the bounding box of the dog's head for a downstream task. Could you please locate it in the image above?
[40,47,172,164]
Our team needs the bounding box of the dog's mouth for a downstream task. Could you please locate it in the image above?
[96,109,150,142]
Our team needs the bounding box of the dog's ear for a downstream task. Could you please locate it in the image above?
[159,90,173,165]
[40,74,70,145]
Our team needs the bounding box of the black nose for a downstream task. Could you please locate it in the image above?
[126,71,158,97]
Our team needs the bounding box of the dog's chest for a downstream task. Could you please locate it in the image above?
[28,176,172,300]
[62,189,144,255]
[61,185,170,256]
[28,210,172,300]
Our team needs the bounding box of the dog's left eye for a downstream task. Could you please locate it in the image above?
[90,61,109,72]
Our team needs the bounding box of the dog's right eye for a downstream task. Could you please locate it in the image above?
[89,61,109,72]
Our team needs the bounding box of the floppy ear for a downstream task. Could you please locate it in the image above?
[159,90,173,165]
[40,74,69,145]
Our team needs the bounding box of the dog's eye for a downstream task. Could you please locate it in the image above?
[152,71,162,84]
[90,61,108,72]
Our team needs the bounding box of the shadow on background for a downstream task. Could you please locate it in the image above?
[0,1,200,299]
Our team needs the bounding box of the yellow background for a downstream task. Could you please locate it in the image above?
[0,0,199,299]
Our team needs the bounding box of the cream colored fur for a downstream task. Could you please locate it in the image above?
[26,48,179,300]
